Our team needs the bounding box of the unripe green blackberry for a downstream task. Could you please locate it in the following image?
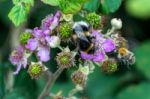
[28,62,44,79]
[20,32,31,45]
[101,58,118,74]
[85,13,101,29]
[56,51,74,68]
[71,70,86,86]
[59,23,72,39]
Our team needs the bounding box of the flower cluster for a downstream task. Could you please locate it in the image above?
[10,11,62,76]
[9,10,135,98]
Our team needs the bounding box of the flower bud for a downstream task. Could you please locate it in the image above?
[49,36,61,48]
[111,18,122,30]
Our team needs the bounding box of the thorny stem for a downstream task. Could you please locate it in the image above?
[38,67,64,99]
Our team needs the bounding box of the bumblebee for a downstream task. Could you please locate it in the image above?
[118,47,135,65]
[72,21,95,54]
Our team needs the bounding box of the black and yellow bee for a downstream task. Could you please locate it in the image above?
[72,21,95,54]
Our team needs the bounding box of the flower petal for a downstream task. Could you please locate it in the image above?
[33,27,43,38]
[13,64,22,75]
[25,38,38,51]
[93,51,105,62]
[102,39,116,52]
[80,51,93,60]
[37,46,50,62]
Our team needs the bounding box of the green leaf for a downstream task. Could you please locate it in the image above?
[22,0,34,6]
[13,0,21,4]
[100,0,122,14]
[86,66,134,99]
[8,4,29,26]
[41,0,59,6]
[58,0,82,14]
[116,83,150,99]
[84,0,100,12]
[126,0,150,19]
[77,0,89,3]
[13,0,34,6]
[134,41,150,79]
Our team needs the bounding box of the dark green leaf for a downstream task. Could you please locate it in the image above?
[22,0,34,6]
[86,66,134,99]
[13,0,34,6]
[134,41,150,79]
[100,0,122,14]
[41,0,59,6]
[84,0,100,12]
[116,83,150,99]
[58,0,82,14]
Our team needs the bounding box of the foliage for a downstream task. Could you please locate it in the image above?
[8,0,34,26]
[1,0,149,99]
[100,0,122,14]
[134,41,150,79]
[126,0,150,19]
[116,83,150,99]
[8,0,123,26]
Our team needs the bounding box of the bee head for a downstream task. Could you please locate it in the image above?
[72,21,91,39]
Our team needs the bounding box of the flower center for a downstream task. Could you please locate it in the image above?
[31,64,42,74]
[60,56,69,64]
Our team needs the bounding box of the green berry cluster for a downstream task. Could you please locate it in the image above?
[59,23,72,39]
[28,63,43,79]
[20,32,31,45]
[85,13,101,29]
[56,51,74,68]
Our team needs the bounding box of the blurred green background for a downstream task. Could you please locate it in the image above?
[0,0,150,99]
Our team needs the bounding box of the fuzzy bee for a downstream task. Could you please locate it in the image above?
[72,21,95,54]
[117,47,135,65]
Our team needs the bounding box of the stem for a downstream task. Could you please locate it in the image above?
[38,67,64,99]
[68,88,79,97]
[106,27,115,36]
[58,46,63,51]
